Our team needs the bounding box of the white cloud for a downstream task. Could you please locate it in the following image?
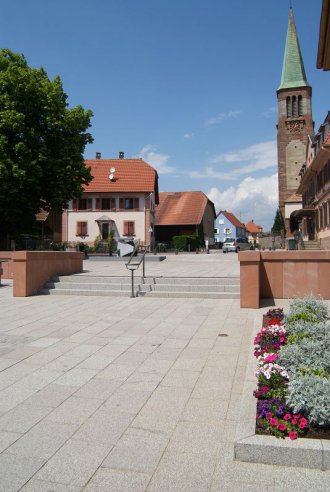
[205,110,241,126]
[211,140,277,178]
[183,132,194,139]
[208,174,278,231]
[263,106,277,118]
[139,145,175,174]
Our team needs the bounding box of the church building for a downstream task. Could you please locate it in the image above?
[277,8,314,234]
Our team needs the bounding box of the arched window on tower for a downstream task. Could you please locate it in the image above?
[286,97,291,117]
[292,96,297,117]
[298,95,303,116]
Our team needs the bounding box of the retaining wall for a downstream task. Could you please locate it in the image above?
[239,250,330,308]
[0,251,83,297]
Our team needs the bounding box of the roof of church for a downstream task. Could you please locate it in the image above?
[278,8,310,91]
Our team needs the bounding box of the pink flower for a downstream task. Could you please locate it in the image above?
[291,419,298,425]
[289,431,297,440]
[299,422,307,429]
[280,337,286,343]
[266,412,272,419]
[283,414,291,421]
[262,386,270,392]
[278,423,286,431]
[270,418,277,426]
[300,417,308,426]
[293,414,301,419]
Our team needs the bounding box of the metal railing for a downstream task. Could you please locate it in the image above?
[125,241,148,298]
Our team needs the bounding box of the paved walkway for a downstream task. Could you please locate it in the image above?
[0,254,328,491]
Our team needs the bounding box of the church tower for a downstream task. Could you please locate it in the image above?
[277,8,314,231]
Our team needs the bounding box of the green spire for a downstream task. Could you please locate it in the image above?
[278,8,310,91]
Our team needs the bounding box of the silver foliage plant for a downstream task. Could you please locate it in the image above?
[278,338,330,377]
[281,296,330,427]
[286,295,328,324]
[286,376,330,427]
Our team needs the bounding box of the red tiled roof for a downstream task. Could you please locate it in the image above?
[246,220,263,233]
[155,191,214,226]
[83,159,159,202]
[218,210,245,229]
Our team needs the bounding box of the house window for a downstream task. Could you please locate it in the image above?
[125,198,134,209]
[123,221,135,236]
[76,221,88,236]
[214,228,219,234]
[101,198,111,210]
[78,199,87,210]
[224,228,232,235]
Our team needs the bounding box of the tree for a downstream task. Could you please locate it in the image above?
[0,49,93,240]
[271,208,285,234]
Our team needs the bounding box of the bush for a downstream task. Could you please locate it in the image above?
[172,235,201,251]
[286,376,330,427]
[286,296,328,324]
[285,320,330,344]
[278,338,330,377]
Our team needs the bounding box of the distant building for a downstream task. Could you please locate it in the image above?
[62,153,159,249]
[154,191,215,245]
[246,220,263,244]
[214,211,246,244]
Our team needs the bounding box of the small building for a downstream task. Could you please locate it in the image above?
[246,220,263,245]
[62,153,159,250]
[214,211,246,245]
[154,191,215,246]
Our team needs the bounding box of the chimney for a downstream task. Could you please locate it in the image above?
[119,151,124,159]
[96,152,101,159]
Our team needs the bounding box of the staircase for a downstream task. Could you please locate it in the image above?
[39,275,240,299]
[302,240,321,250]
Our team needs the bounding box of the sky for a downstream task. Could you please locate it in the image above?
[0,0,327,230]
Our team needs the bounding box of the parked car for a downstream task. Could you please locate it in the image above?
[222,237,254,253]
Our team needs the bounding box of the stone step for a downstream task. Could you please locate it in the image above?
[137,291,240,299]
[39,288,133,297]
[53,275,239,286]
[138,284,240,293]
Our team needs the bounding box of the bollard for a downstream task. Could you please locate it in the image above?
[175,249,178,255]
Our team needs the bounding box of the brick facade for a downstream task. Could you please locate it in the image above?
[277,86,314,231]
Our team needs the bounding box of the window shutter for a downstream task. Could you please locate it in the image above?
[87,198,93,210]
[134,198,139,210]
[130,221,135,235]
[82,222,88,236]
[123,221,129,235]
[96,198,101,210]
[119,198,124,210]
[111,198,116,210]
[76,222,81,235]
[72,199,77,210]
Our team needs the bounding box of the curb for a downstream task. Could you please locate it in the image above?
[234,311,330,470]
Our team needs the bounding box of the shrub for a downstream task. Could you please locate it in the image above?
[278,338,330,377]
[285,320,330,344]
[286,376,330,427]
[172,235,200,251]
[286,296,328,324]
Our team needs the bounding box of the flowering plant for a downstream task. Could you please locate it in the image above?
[265,307,285,322]
[256,398,308,439]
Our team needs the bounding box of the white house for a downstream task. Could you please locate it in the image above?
[62,153,159,249]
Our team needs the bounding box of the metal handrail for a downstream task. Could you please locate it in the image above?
[125,241,148,297]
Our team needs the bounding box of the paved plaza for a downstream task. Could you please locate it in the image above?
[0,253,329,491]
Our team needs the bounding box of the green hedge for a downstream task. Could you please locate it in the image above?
[172,235,201,251]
